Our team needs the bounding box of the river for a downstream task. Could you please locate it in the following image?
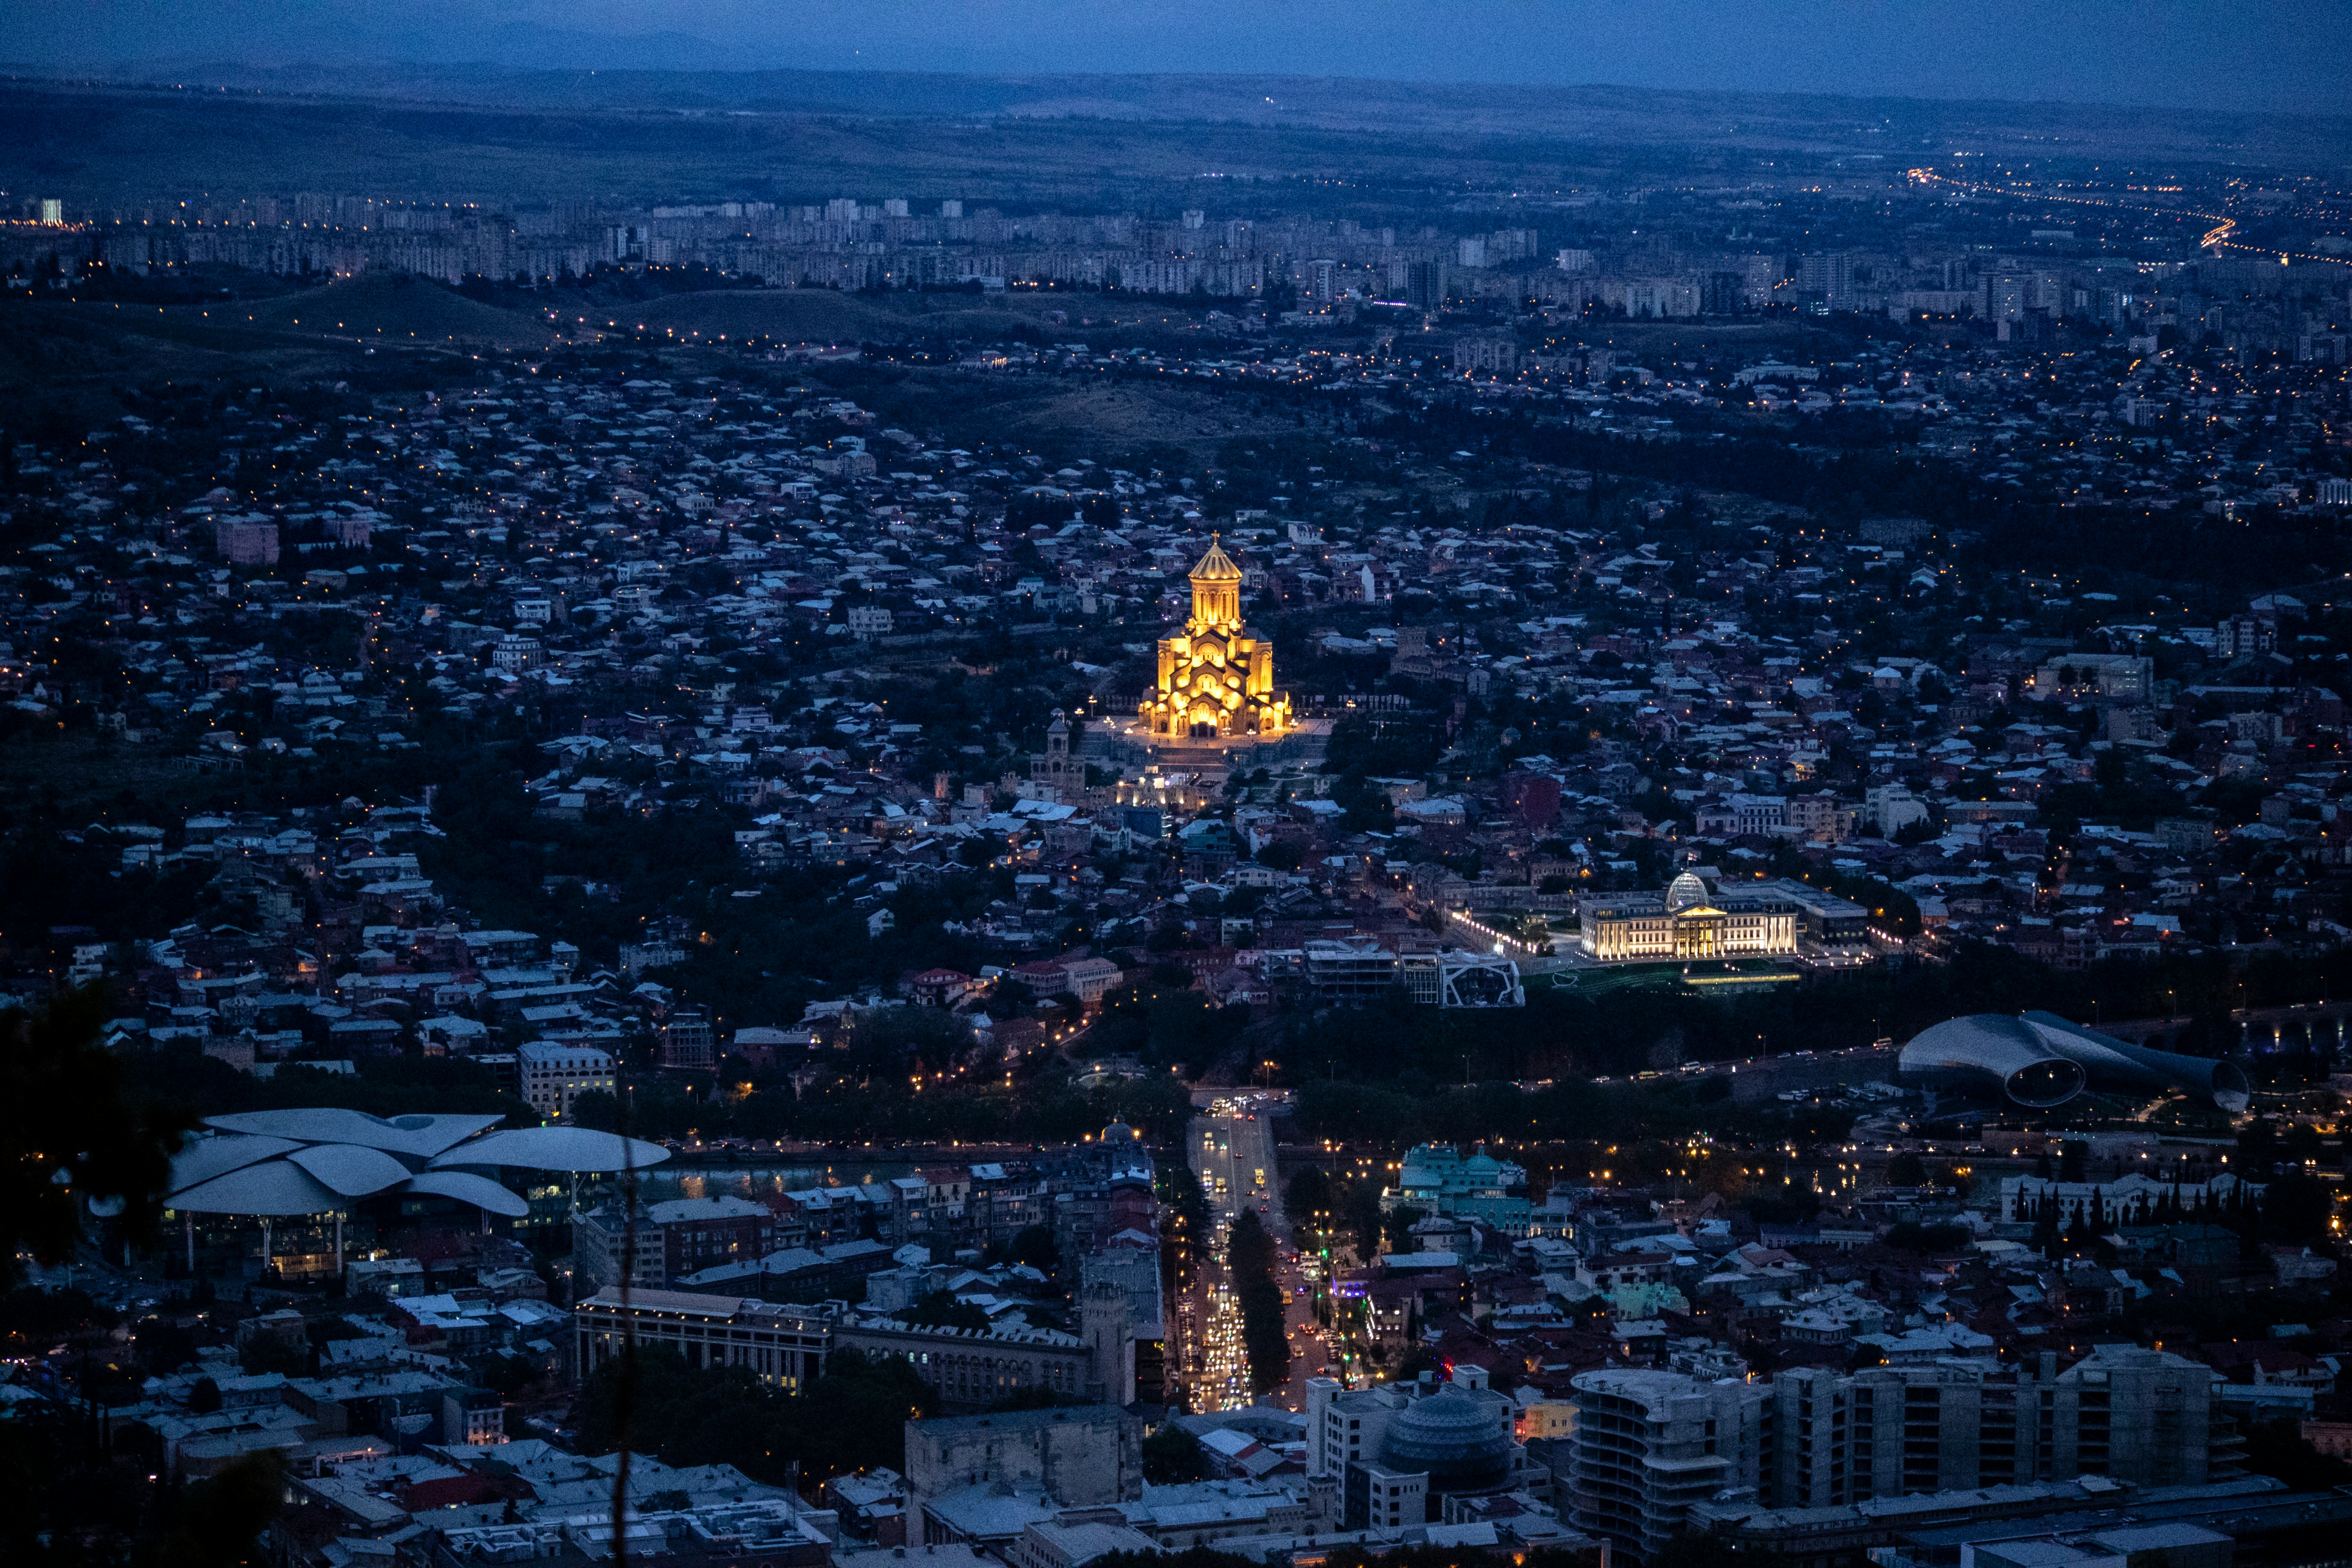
[621,1160,918,1205]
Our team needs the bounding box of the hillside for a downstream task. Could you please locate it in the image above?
[623,289,1062,347]
[0,302,367,431]
[618,289,907,345]
[242,274,561,351]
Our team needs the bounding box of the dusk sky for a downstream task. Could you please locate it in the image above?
[4,0,2349,114]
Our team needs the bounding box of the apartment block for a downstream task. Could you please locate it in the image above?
[515,1040,614,1120]
[1566,1368,1771,1562]
[1572,1347,2230,1561]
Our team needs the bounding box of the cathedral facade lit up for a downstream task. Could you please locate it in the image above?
[1138,537,1292,742]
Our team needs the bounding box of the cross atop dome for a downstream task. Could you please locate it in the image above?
[1189,534,1243,583]
[1185,535,1245,635]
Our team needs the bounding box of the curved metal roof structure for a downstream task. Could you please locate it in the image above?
[160,1111,669,1219]
[201,1109,503,1157]
[170,1159,346,1216]
[286,1143,415,1198]
[1899,1015,2085,1108]
[1898,1013,2248,1111]
[426,1126,670,1174]
[166,1133,304,1193]
[403,1170,532,1218]
[2015,1010,2252,1113]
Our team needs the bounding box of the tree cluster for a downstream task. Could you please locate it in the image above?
[1224,1209,1292,1399]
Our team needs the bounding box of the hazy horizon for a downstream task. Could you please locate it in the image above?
[4,0,2350,118]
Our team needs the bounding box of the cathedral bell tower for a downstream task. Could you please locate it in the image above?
[1187,535,1244,633]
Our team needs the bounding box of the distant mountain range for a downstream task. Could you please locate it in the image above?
[12,59,2344,171]
[45,20,746,76]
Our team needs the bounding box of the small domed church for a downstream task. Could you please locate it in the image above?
[1138,536,1292,741]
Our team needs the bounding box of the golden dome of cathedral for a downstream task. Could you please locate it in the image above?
[1188,534,1244,582]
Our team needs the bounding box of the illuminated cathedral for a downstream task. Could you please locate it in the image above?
[1138,536,1292,741]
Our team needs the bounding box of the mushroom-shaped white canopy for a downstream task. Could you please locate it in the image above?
[286,1143,415,1198]
[169,1160,345,1216]
[402,1171,532,1218]
[168,1134,305,1195]
[427,1126,671,1174]
[156,1110,657,1219]
[203,1110,503,1158]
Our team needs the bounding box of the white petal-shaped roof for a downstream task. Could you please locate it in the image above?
[402,1171,532,1218]
[165,1108,633,1216]
[202,1109,503,1157]
[427,1126,670,1174]
[168,1134,304,1197]
[286,1143,414,1198]
[168,1160,343,1216]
